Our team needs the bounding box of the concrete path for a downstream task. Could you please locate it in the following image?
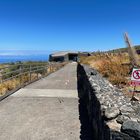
[0,62,81,140]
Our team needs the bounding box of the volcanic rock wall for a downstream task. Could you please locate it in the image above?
[77,64,140,140]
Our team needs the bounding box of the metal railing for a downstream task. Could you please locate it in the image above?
[0,62,64,100]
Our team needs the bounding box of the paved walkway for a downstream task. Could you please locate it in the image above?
[0,62,80,140]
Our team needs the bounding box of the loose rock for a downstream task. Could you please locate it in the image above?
[107,120,121,131]
[131,96,139,101]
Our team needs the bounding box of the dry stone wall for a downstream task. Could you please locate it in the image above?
[77,64,140,140]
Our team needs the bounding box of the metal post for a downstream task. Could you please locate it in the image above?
[46,66,48,76]
[19,66,22,86]
[124,32,139,67]
[50,64,52,73]
[131,85,136,101]
[46,65,48,75]
[37,66,39,79]
[43,65,45,77]
[0,71,2,84]
[0,76,2,84]
[29,65,32,82]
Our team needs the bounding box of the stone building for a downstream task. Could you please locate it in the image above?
[49,51,79,62]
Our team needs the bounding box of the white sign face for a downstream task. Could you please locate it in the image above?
[131,68,140,81]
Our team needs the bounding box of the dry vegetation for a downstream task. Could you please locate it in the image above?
[0,73,40,95]
[0,62,66,96]
[80,53,131,87]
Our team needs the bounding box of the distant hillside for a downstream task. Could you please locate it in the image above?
[107,45,140,53]
[91,45,140,55]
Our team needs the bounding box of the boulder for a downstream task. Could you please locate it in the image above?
[110,131,135,140]
[106,120,121,131]
[121,120,140,139]
[105,107,120,120]
[116,115,130,124]
[120,105,134,115]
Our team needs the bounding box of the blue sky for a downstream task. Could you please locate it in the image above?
[0,0,140,52]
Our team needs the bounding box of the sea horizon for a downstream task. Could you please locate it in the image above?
[0,50,81,64]
[0,54,49,64]
[0,50,52,64]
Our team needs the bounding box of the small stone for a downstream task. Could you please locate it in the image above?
[138,118,140,123]
[121,120,140,139]
[90,71,97,75]
[120,105,134,115]
[93,86,101,92]
[130,117,138,122]
[108,83,113,88]
[131,96,139,101]
[131,101,140,106]
[105,107,120,120]
[135,106,140,116]
[101,105,108,110]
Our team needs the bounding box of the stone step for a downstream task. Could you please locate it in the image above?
[11,88,78,98]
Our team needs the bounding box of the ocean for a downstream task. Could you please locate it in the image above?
[0,55,49,63]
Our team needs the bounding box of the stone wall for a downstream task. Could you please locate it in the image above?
[77,64,140,140]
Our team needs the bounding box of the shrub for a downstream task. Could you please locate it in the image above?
[80,53,130,87]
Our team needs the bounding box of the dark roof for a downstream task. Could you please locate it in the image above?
[51,51,78,57]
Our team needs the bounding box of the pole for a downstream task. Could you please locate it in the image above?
[19,66,22,86]
[124,32,139,100]
[124,32,139,67]
[29,65,32,82]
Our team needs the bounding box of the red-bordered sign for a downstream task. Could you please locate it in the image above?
[130,81,140,86]
[131,68,140,81]
[131,68,140,86]
[133,70,140,79]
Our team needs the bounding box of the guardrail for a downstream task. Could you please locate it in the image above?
[0,62,64,100]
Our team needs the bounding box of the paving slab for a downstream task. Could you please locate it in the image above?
[25,62,78,90]
[11,89,78,98]
[0,62,81,140]
[0,97,80,140]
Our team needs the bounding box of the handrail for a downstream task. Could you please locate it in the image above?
[0,63,49,71]
[0,62,65,98]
